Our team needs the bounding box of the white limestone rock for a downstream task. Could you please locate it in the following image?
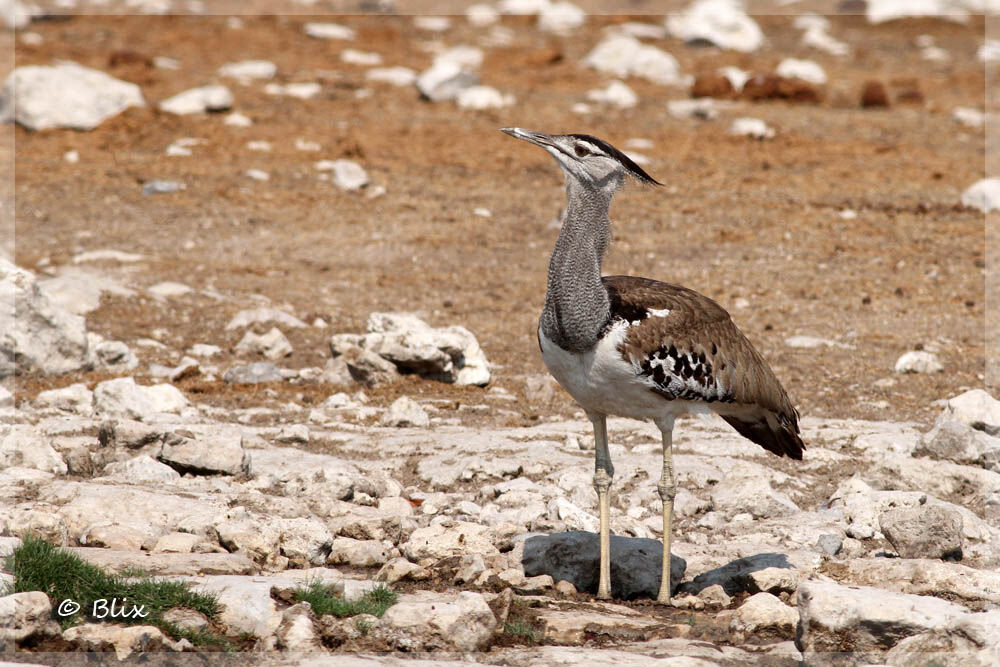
[710,474,798,519]
[72,249,144,264]
[895,350,943,373]
[547,496,598,532]
[402,521,499,560]
[456,85,514,110]
[330,342,400,387]
[214,512,283,565]
[275,602,320,652]
[796,579,969,662]
[366,66,417,87]
[729,117,775,140]
[885,609,1000,665]
[835,558,1000,607]
[235,327,293,360]
[1,259,89,377]
[775,57,827,84]
[316,159,369,191]
[879,505,964,560]
[275,516,334,566]
[667,98,717,120]
[380,396,429,428]
[303,22,356,40]
[153,532,204,554]
[538,1,586,34]
[100,455,181,483]
[93,377,158,420]
[583,34,686,86]
[666,0,764,52]
[827,478,989,544]
[62,623,176,660]
[327,537,395,567]
[160,431,250,476]
[0,426,66,476]
[226,307,307,330]
[0,591,59,643]
[264,82,321,99]
[866,0,981,24]
[378,590,497,651]
[785,335,851,349]
[38,267,135,316]
[730,592,798,639]
[416,61,479,102]
[146,384,189,413]
[0,62,145,131]
[341,49,383,66]
[188,343,222,357]
[90,338,138,373]
[79,520,159,551]
[466,4,499,26]
[35,383,93,415]
[962,178,1000,213]
[586,80,637,108]
[916,419,1000,471]
[148,281,194,299]
[217,59,276,80]
[342,312,491,386]
[159,85,233,115]
[938,389,1000,434]
[375,557,429,584]
[435,46,485,71]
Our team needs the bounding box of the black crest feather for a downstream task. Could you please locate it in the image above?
[568,133,662,186]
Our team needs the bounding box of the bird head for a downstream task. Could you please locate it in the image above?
[501,127,661,195]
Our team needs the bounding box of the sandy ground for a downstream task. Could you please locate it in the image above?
[9,10,994,433]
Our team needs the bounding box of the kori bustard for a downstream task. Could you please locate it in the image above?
[501,127,805,602]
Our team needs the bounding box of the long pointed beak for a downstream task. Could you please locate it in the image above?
[501,127,556,149]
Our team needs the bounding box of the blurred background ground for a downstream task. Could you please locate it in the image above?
[8,5,995,429]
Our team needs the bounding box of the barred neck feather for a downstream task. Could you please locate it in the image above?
[540,180,614,352]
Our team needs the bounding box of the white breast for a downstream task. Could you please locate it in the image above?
[538,321,709,422]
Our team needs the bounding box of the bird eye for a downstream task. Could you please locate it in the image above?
[574,143,591,157]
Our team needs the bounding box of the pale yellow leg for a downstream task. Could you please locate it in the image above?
[656,423,676,604]
[589,413,613,600]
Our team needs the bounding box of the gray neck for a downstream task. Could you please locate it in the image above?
[540,179,613,352]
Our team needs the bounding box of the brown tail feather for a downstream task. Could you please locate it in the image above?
[721,414,805,460]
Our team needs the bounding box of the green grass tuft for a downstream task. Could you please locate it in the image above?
[7,534,221,640]
[503,620,540,642]
[294,581,397,619]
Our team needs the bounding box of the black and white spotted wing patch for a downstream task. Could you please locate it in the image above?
[635,341,733,403]
[602,274,806,460]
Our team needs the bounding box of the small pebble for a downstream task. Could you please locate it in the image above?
[142,180,185,195]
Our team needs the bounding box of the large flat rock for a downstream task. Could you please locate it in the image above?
[69,547,258,576]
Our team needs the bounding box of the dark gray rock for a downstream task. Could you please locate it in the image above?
[521,531,686,600]
[679,552,801,596]
[879,505,964,560]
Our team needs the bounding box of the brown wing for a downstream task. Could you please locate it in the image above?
[603,275,804,459]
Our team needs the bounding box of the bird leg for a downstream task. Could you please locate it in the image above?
[590,413,613,600]
[656,422,676,604]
